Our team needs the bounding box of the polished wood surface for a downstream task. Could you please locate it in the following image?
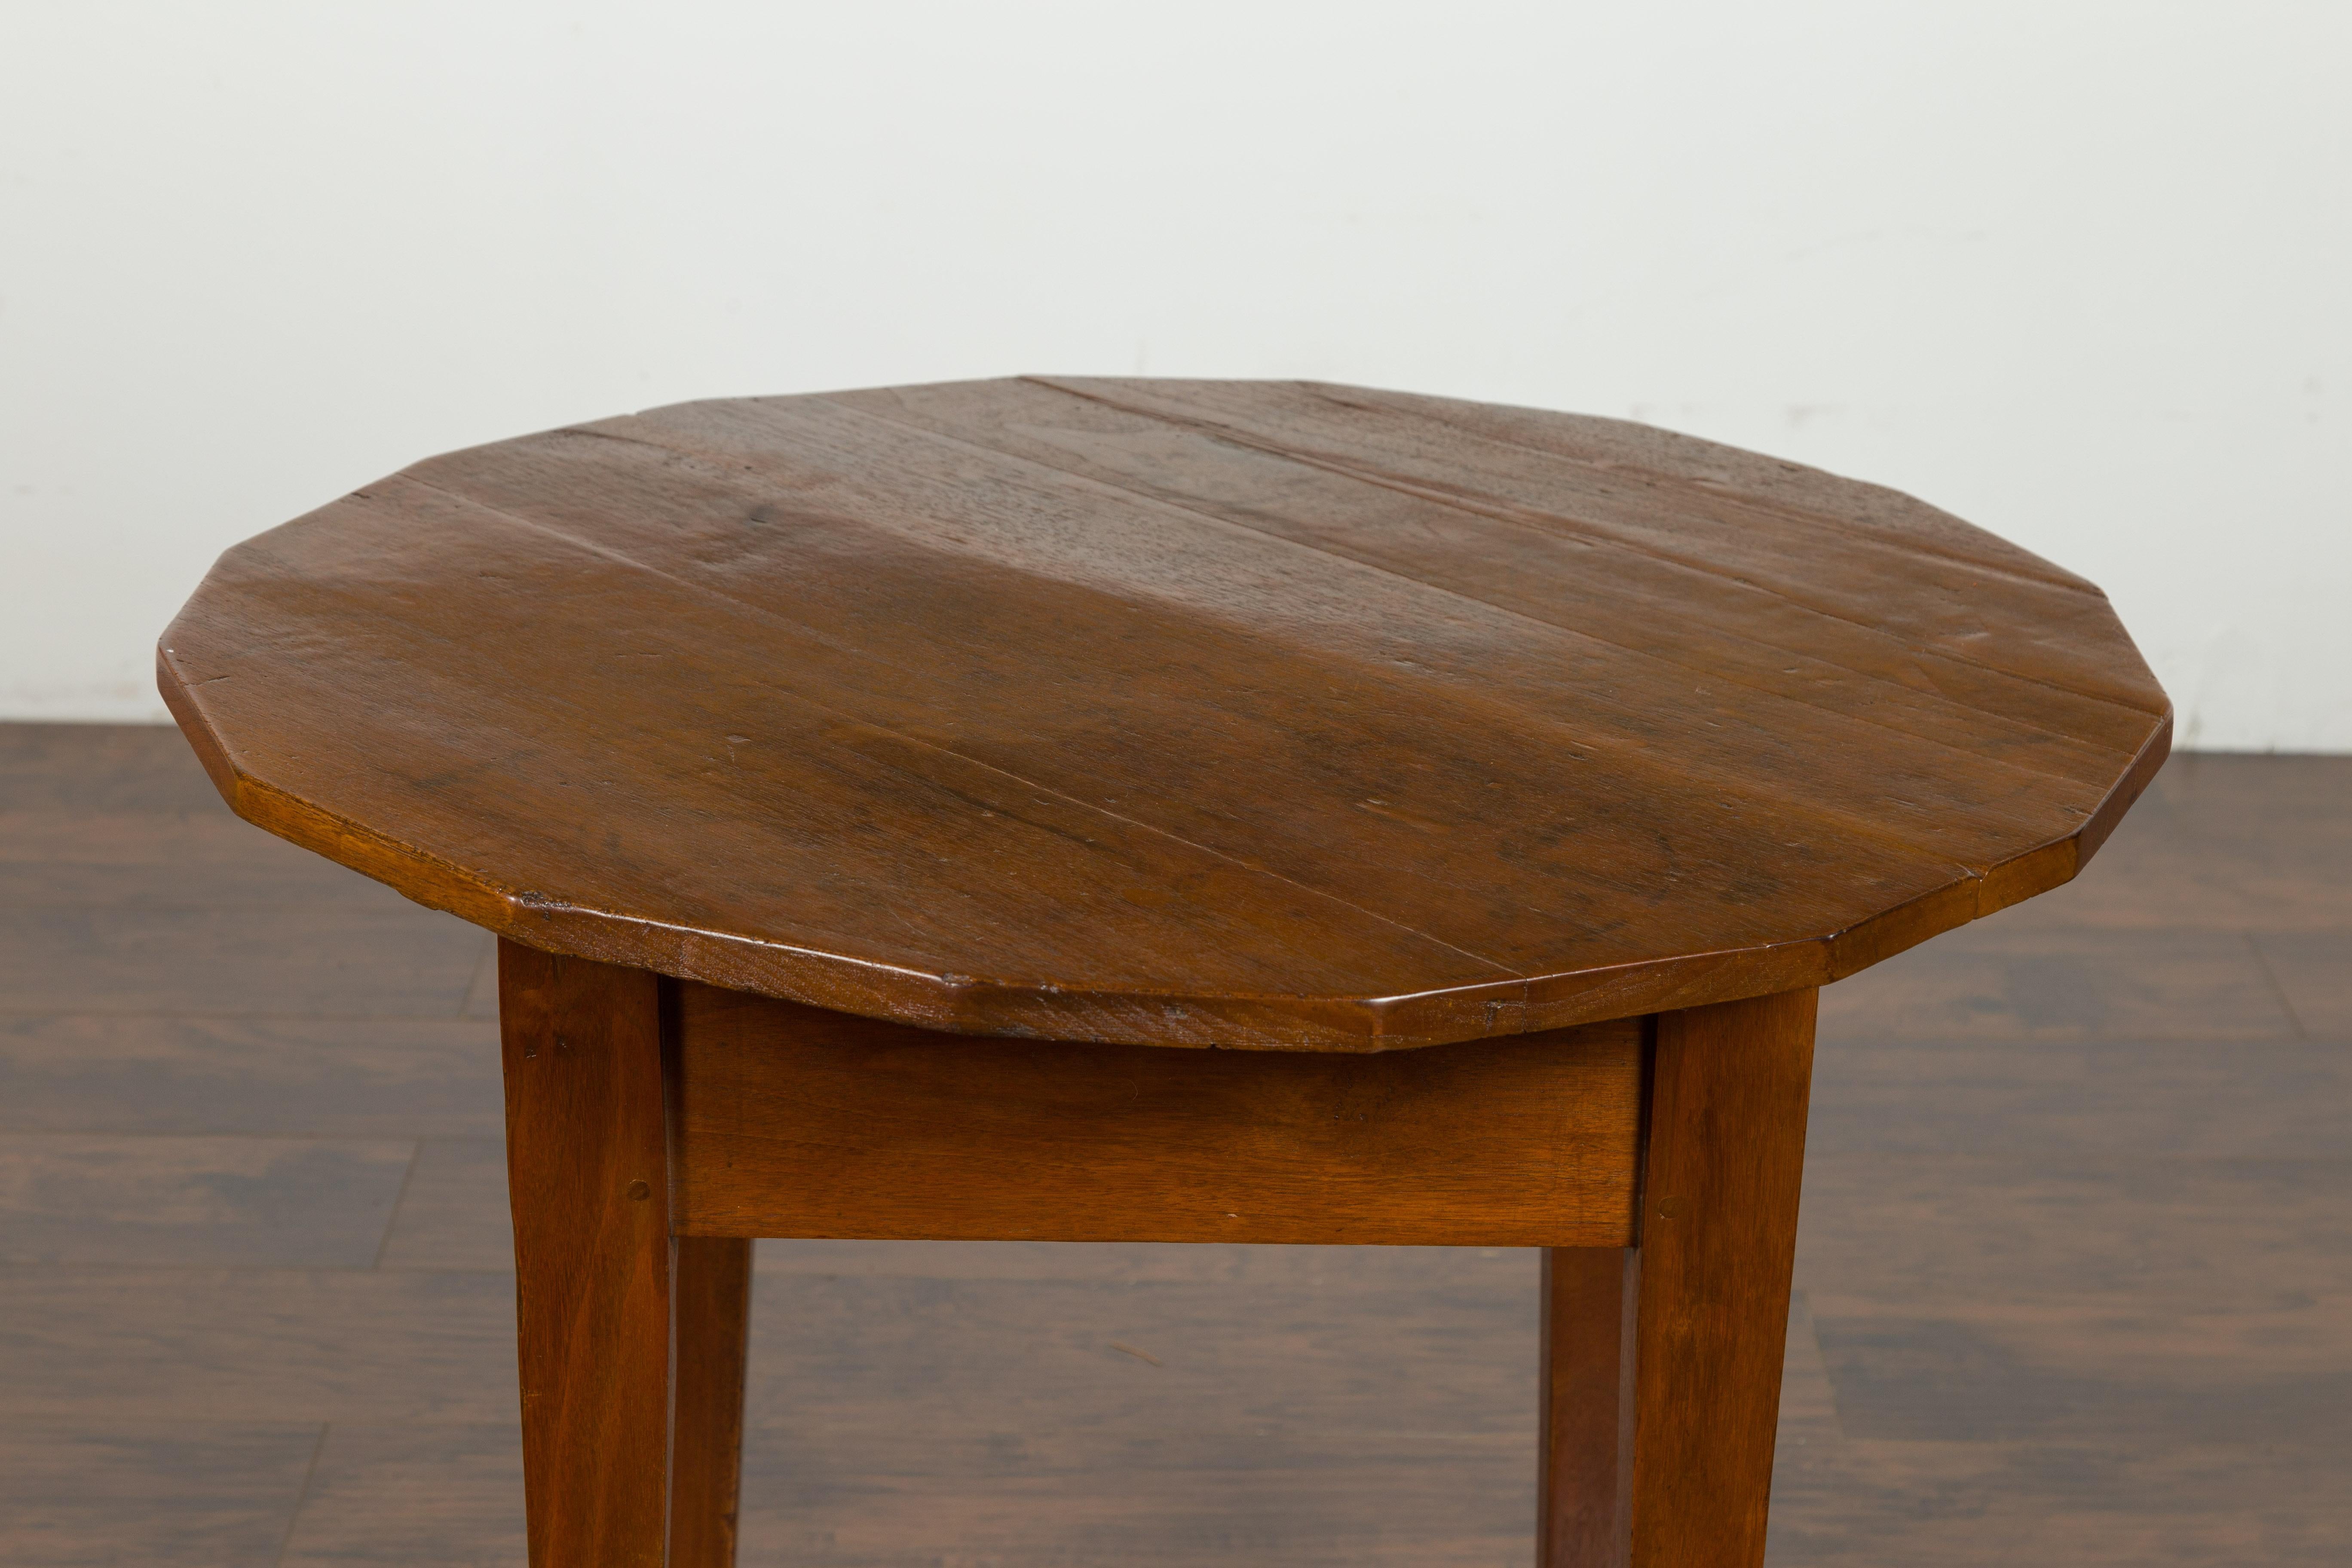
[3,727,2346,1565]
[671,980,1641,1247]
[667,963,1789,1565]
[160,379,2168,1049]
[1538,1247,1638,1566]
[1626,989,1818,1567]
[498,945,675,1566]
[668,1237,753,1568]
[1531,992,1819,1568]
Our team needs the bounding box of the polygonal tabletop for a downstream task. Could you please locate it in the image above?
[161,378,2169,1049]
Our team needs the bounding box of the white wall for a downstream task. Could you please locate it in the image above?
[5,1,2346,748]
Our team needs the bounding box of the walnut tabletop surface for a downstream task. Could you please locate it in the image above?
[159,377,2169,1051]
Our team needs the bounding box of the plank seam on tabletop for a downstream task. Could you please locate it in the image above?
[383,472,1525,979]
[824,388,2143,791]
[1032,377,2167,720]
[164,655,1519,1031]
[153,381,2172,1047]
[1072,375,2112,609]
[707,387,2162,780]
[609,395,2162,940]
[576,408,2078,879]
[160,699,1531,1047]
[157,615,2117,1044]
[1312,382,2102,596]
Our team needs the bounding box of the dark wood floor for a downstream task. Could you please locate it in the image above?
[1,723,2345,1565]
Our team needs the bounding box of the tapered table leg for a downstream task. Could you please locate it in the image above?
[499,942,688,1567]
[1539,1247,1638,1566]
[1539,989,1817,1568]
[670,1236,753,1567]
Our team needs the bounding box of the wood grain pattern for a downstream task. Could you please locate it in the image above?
[10,727,2348,1565]
[0,1014,501,1139]
[2253,931,2352,1036]
[0,1134,413,1267]
[158,379,2168,1050]
[0,1264,520,1424]
[374,1137,515,1271]
[1539,1246,1638,1568]
[0,900,483,1018]
[0,1421,323,1568]
[1819,926,2299,1042]
[670,1236,752,1568]
[498,942,673,1568]
[1629,989,1818,1568]
[670,981,1642,1247]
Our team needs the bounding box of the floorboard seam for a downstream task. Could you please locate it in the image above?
[2244,931,2310,1039]
[273,1421,331,1568]
[371,1141,427,1270]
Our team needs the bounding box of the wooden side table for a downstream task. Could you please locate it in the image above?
[161,378,2169,1566]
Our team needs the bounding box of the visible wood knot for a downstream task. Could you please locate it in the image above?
[626,1180,652,1200]
[1655,1195,1685,1220]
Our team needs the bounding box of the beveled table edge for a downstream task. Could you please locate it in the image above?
[158,645,2171,1052]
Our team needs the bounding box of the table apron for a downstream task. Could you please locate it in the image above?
[665,979,1645,1249]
